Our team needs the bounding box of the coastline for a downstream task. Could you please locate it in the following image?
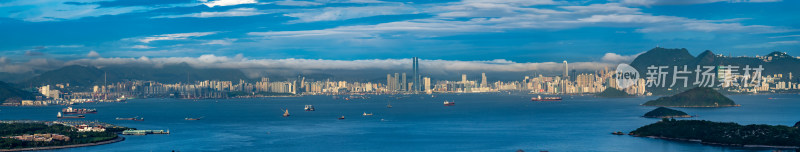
[640,136,800,149]
[0,136,125,152]
[641,104,741,108]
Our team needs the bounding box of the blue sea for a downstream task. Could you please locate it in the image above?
[1,93,799,152]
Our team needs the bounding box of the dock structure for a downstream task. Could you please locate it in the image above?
[122,129,170,135]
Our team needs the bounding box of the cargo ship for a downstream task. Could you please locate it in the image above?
[185,117,202,120]
[443,100,455,106]
[362,112,373,116]
[62,107,97,114]
[57,112,84,119]
[117,117,143,121]
[338,115,345,120]
[531,95,562,101]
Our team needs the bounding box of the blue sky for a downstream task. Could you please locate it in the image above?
[0,0,798,75]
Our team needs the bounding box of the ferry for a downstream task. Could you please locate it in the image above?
[531,95,562,101]
[282,109,290,117]
[57,112,84,119]
[362,112,373,116]
[304,105,315,111]
[443,100,455,106]
[184,117,201,120]
[338,115,345,120]
[62,107,97,114]
[116,117,143,121]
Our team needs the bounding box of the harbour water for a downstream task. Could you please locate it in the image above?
[1,93,798,152]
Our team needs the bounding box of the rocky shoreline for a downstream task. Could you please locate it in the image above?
[641,136,799,149]
[0,136,125,152]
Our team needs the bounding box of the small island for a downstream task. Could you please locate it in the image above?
[643,107,692,118]
[630,119,800,148]
[596,87,634,98]
[0,121,130,151]
[642,87,738,107]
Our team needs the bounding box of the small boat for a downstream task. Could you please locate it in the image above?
[611,131,625,135]
[387,102,392,108]
[282,109,290,117]
[443,100,455,106]
[304,105,315,111]
[185,117,201,120]
[338,115,345,120]
[362,112,373,116]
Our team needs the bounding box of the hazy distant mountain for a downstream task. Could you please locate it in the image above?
[629,47,800,95]
[0,81,36,102]
[21,63,250,88]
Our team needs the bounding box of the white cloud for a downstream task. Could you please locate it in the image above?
[617,0,781,6]
[129,45,155,49]
[136,32,218,43]
[0,0,195,22]
[87,51,101,58]
[202,0,257,8]
[59,55,613,73]
[273,0,323,6]
[203,39,237,45]
[601,52,644,63]
[251,1,791,40]
[152,8,270,18]
[284,5,419,23]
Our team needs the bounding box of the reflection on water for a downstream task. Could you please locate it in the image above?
[1,93,797,152]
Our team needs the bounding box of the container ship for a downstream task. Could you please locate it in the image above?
[531,95,562,101]
[62,107,97,114]
[443,100,455,106]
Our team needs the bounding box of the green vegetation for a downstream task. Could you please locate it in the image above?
[0,81,37,102]
[631,119,800,147]
[0,123,125,149]
[795,121,800,128]
[642,87,737,107]
[643,107,691,118]
[596,87,633,98]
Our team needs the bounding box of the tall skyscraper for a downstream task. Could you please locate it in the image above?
[394,73,399,91]
[563,60,569,80]
[481,72,487,88]
[462,74,467,84]
[423,77,431,94]
[412,57,419,93]
[401,73,407,92]
[387,74,392,92]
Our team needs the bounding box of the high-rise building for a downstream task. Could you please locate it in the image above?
[401,73,407,92]
[481,72,487,88]
[423,77,431,94]
[462,74,467,84]
[412,57,419,92]
[563,60,569,80]
[394,73,400,91]
[387,74,393,92]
